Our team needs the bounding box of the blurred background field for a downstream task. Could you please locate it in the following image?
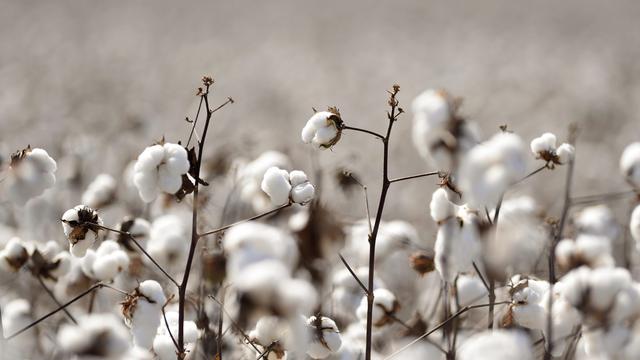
[1,0,640,236]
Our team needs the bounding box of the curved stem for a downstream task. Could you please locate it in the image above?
[342,125,385,140]
[198,203,291,238]
[36,275,77,324]
[389,171,440,184]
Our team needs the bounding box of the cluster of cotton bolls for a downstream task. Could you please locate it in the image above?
[261,167,315,206]
[236,150,292,212]
[301,109,343,149]
[4,146,57,205]
[529,132,574,166]
[132,142,191,203]
[61,205,104,257]
[80,240,130,281]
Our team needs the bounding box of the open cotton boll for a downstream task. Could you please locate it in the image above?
[146,214,188,267]
[630,205,640,250]
[306,316,342,359]
[0,237,29,272]
[132,142,190,202]
[434,211,481,283]
[116,217,151,251]
[459,132,528,208]
[123,280,166,349]
[540,284,582,356]
[556,143,575,164]
[275,277,319,316]
[555,234,614,271]
[620,142,640,187]
[61,205,103,257]
[509,279,547,330]
[458,330,533,360]
[57,313,130,359]
[248,316,290,360]
[2,298,32,336]
[81,173,117,209]
[86,240,130,281]
[236,151,292,212]
[356,288,397,327]
[430,188,456,223]
[289,170,315,204]
[575,205,619,240]
[261,167,292,206]
[608,284,640,325]
[5,146,57,205]
[153,311,198,360]
[301,110,343,149]
[530,132,557,157]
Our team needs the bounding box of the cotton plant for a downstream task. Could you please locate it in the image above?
[153,311,199,360]
[261,167,316,206]
[620,142,640,187]
[61,205,103,257]
[132,142,191,202]
[81,173,117,208]
[529,132,574,167]
[4,146,57,205]
[411,89,480,170]
[458,132,528,209]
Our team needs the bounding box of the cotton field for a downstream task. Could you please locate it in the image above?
[2,1,640,360]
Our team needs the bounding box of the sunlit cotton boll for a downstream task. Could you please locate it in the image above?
[458,329,534,360]
[530,132,557,156]
[2,298,32,336]
[80,240,129,281]
[301,110,343,149]
[459,132,528,209]
[434,206,481,282]
[430,187,457,223]
[0,237,29,272]
[61,205,103,257]
[306,315,342,359]
[356,288,397,327]
[632,205,640,251]
[123,280,167,349]
[133,142,190,202]
[620,142,640,187]
[237,151,292,213]
[289,170,315,204]
[5,146,57,205]
[153,311,199,360]
[509,277,549,330]
[456,274,488,308]
[57,313,130,359]
[146,214,188,268]
[556,143,575,164]
[261,166,292,206]
[249,316,291,360]
[81,173,117,209]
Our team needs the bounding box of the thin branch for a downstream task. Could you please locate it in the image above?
[36,275,77,324]
[383,301,511,359]
[90,223,179,287]
[389,171,440,184]
[6,283,105,340]
[338,253,369,295]
[570,189,638,206]
[186,96,204,147]
[471,262,490,292]
[344,172,373,234]
[341,125,385,140]
[161,294,180,353]
[198,203,291,238]
[208,295,262,354]
[512,164,549,186]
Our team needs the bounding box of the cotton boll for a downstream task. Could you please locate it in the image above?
[117,217,151,251]
[154,311,198,359]
[556,143,575,164]
[509,278,548,330]
[5,146,57,205]
[356,288,397,326]
[575,205,619,240]
[458,330,533,360]
[275,278,318,316]
[530,132,557,156]
[556,235,614,271]
[430,188,456,223]
[61,205,103,257]
[289,170,315,204]
[2,298,32,336]
[459,132,528,209]
[620,142,640,187]
[456,274,488,308]
[589,267,632,311]
[609,284,640,325]
[261,167,292,206]
[541,284,582,356]
[57,313,130,358]
[434,214,480,283]
[89,240,130,281]
[301,110,343,149]
[133,142,190,202]
[146,214,188,268]
[331,267,386,322]
[124,280,167,349]
[306,316,342,359]
[81,173,117,208]
[0,237,29,272]
[237,151,292,213]
[630,205,640,250]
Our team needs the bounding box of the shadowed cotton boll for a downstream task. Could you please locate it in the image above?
[0,237,29,273]
[574,205,619,241]
[459,132,528,209]
[356,288,398,327]
[555,234,614,271]
[306,315,342,359]
[237,151,292,213]
[458,330,534,360]
[5,146,57,205]
[529,133,575,166]
[80,240,129,281]
[331,266,386,322]
[81,173,117,209]
[434,206,481,282]
[132,143,190,203]
[61,205,103,257]
[57,313,130,359]
[2,298,32,336]
[620,142,640,187]
[146,214,188,268]
[456,274,488,308]
[261,167,292,206]
[540,282,582,357]
[507,276,549,331]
